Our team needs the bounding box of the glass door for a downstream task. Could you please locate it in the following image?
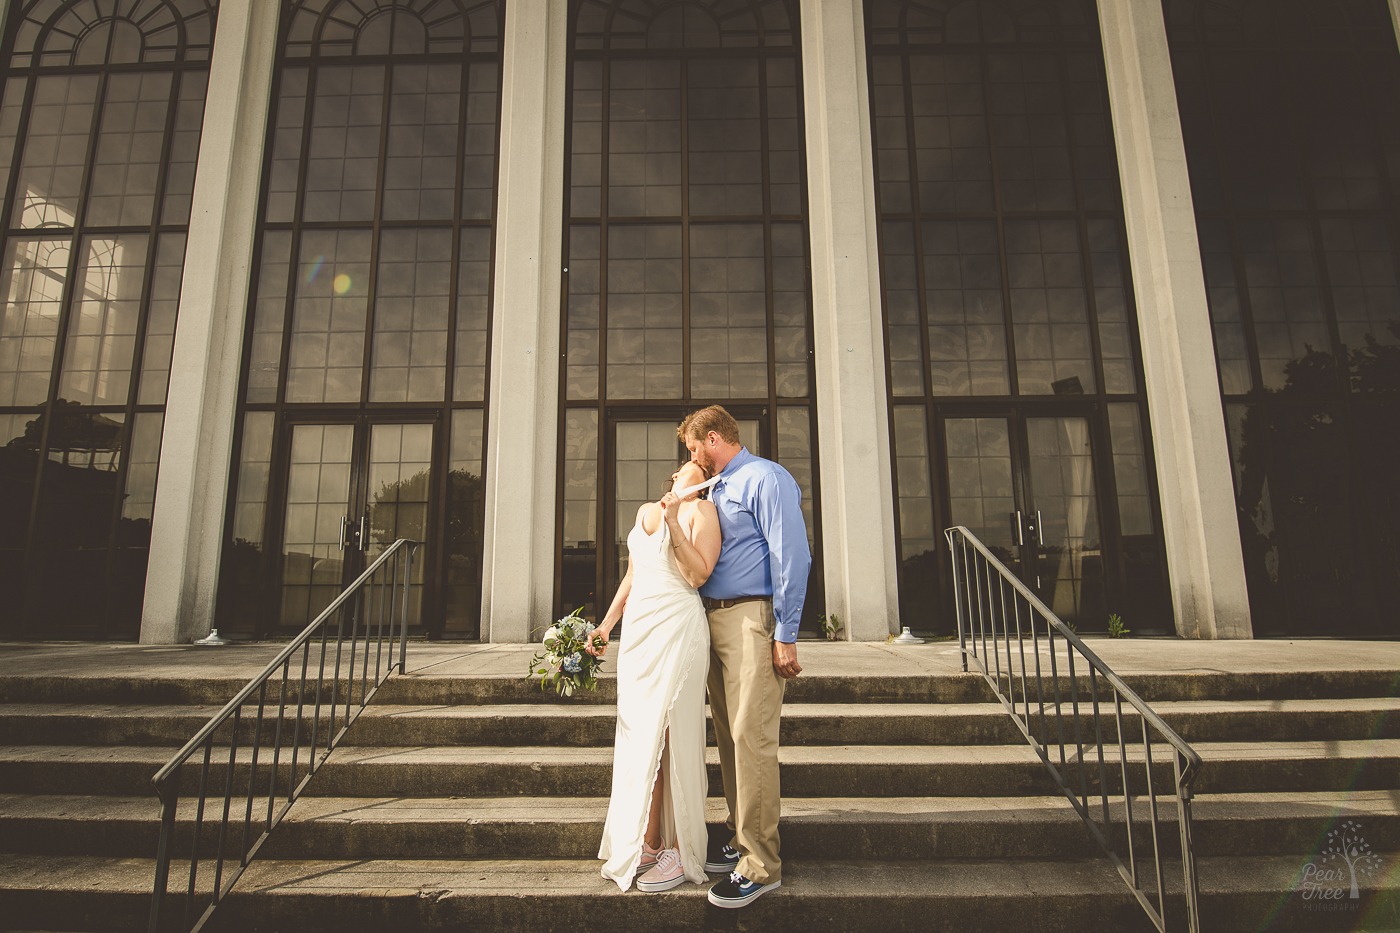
[277,416,435,632]
[940,411,1107,629]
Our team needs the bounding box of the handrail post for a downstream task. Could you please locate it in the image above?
[148,775,179,933]
[399,545,413,674]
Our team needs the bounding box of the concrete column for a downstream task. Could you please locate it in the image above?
[799,0,900,640]
[1097,0,1252,638]
[1391,0,1400,50]
[480,0,568,642]
[140,0,279,643]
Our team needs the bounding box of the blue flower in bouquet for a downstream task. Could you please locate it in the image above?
[562,652,583,673]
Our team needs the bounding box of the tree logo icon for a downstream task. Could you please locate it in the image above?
[1320,821,1383,900]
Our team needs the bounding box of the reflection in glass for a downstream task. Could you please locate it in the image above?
[286,230,371,403]
[454,228,492,402]
[690,225,767,398]
[1026,416,1104,625]
[614,421,683,586]
[137,234,187,405]
[367,422,432,626]
[0,238,70,407]
[59,235,150,407]
[944,417,1015,561]
[371,229,450,403]
[562,409,600,618]
[86,73,172,228]
[607,225,682,399]
[891,406,936,628]
[12,75,98,229]
[445,410,485,635]
[281,424,354,629]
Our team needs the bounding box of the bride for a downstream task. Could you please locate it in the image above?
[587,459,721,892]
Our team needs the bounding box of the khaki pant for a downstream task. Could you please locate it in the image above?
[706,600,785,884]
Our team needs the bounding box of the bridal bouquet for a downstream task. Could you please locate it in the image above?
[527,607,605,697]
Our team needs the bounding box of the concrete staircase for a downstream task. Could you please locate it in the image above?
[0,644,1397,932]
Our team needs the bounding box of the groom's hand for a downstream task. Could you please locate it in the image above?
[773,640,801,679]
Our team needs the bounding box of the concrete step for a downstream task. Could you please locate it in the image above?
[5,791,1394,862]
[4,739,1398,798]
[3,662,1396,709]
[7,697,1396,748]
[2,852,1394,933]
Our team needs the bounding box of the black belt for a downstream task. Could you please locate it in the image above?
[702,595,770,611]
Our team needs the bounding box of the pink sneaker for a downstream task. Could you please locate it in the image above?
[639,840,662,873]
[637,847,686,892]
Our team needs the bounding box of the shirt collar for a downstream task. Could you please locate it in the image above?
[715,447,752,487]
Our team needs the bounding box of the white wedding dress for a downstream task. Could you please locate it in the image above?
[598,513,710,891]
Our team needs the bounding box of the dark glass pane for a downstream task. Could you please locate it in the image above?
[366,423,433,629]
[988,52,1074,214]
[246,230,293,403]
[771,223,809,397]
[870,54,912,214]
[1319,218,1400,391]
[218,412,275,634]
[688,60,762,215]
[690,224,767,397]
[944,416,1015,562]
[767,58,801,214]
[266,67,309,224]
[570,61,603,219]
[1025,416,1104,625]
[0,237,71,407]
[161,71,209,225]
[892,405,936,628]
[384,64,461,222]
[303,66,385,224]
[137,233,187,405]
[880,221,924,396]
[1239,219,1331,393]
[13,74,99,229]
[1087,219,1136,394]
[285,229,371,403]
[280,423,354,629]
[561,409,599,618]
[370,228,451,403]
[445,409,485,636]
[912,53,993,214]
[59,234,151,407]
[85,72,172,228]
[924,220,1008,396]
[608,60,681,218]
[454,227,493,402]
[0,413,38,552]
[566,226,601,400]
[775,406,815,552]
[462,62,500,220]
[1196,219,1252,395]
[1006,219,1095,395]
[0,78,25,199]
[606,224,681,399]
[31,406,125,554]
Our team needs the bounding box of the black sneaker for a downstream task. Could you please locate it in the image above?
[704,842,740,874]
[707,871,780,908]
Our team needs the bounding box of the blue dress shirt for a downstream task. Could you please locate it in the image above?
[699,447,812,644]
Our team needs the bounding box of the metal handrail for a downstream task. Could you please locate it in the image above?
[945,526,1201,933]
[148,539,420,933]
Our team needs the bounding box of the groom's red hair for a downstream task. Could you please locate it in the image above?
[678,405,740,445]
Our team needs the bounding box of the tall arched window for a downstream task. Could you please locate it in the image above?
[1166,0,1400,636]
[558,0,822,628]
[866,0,1169,633]
[0,0,215,638]
[219,0,503,638]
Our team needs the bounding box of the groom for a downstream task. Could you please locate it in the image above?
[678,405,810,909]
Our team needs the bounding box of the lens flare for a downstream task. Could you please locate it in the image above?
[333,273,352,295]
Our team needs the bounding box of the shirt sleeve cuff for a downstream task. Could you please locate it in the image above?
[774,623,799,644]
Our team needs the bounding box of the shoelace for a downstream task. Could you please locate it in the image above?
[728,870,748,885]
[655,849,680,873]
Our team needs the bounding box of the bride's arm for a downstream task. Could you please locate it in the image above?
[587,558,632,658]
[665,499,721,589]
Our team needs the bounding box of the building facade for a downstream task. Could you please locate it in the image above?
[0,0,1395,644]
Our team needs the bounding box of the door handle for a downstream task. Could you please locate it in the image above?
[359,514,369,551]
[1013,510,1024,546]
[339,514,349,550]
[1034,509,1044,547]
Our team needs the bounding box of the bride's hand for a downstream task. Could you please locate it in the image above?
[586,629,609,657]
[660,491,682,525]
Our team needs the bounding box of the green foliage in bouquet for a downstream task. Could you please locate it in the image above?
[527,606,606,697]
